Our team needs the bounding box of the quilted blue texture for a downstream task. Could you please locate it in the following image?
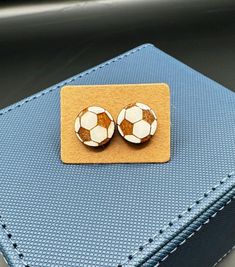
[0,44,235,267]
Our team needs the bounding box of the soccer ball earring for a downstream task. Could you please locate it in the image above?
[117,103,157,144]
[75,106,115,147]
[75,103,157,147]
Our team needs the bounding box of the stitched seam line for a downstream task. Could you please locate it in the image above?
[0,44,153,116]
[118,171,235,267]
[213,244,235,267]
[0,43,152,267]
[157,195,235,267]
[0,216,28,267]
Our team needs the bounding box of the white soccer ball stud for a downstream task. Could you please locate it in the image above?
[117,103,157,144]
[75,106,115,147]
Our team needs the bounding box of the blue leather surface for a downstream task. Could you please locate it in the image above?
[0,44,234,267]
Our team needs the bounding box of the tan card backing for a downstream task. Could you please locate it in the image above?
[61,84,170,164]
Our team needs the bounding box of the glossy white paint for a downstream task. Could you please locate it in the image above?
[84,141,99,147]
[136,102,150,110]
[74,117,80,132]
[125,135,141,143]
[108,121,115,138]
[117,109,125,125]
[88,106,105,114]
[125,106,143,123]
[117,125,124,137]
[150,120,157,135]
[90,125,108,143]
[133,120,151,138]
[80,111,97,130]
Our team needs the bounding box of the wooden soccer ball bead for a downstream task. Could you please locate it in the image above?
[117,103,157,144]
[75,106,115,147]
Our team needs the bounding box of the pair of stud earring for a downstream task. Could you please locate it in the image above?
[74,103,157,147]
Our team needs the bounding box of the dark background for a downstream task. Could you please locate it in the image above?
[0,0,235,109]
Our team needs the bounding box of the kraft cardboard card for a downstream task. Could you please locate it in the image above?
[61,83,170,164]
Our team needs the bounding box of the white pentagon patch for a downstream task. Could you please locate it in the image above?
[150,120,157,135]
[125,106,143,123]
[133,120,151,138]
[118,125,124,136]
[108,121,115,138]
[80,111,97,130]
[90,125,107,143]
[117,109,125,125]
[74,117,80,132]
[84,141,99,147]
[88,106,105,114]
[125,135,141,144]
[136,103,151,110]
